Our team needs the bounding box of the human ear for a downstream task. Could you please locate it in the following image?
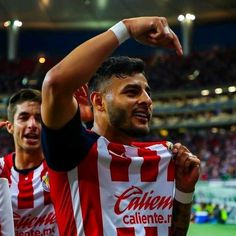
[6,121,14,134]
[90,92,105,112]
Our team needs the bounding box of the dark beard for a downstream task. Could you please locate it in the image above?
[108,106,149,138]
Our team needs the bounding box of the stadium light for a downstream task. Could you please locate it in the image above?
[228,86,236,93]
[39,57,46,64]
[13,20,22,27]
[201,90,209,96]
[215,88,223,94]
[211,127,218,133]
[3,21,11,27]
[177,13,195,22]
[177,15,185,22]
[186,13,196,21]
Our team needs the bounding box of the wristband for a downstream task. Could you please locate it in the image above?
[174,188,194,204]
[109,21,130,45]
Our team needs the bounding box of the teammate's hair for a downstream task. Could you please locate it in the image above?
[88,56,146,93]
[7,89,41,122]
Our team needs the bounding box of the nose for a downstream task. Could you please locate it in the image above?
[28,116,38,129]
[139,90,152,107]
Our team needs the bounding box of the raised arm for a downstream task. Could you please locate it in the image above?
[41,16,182,129]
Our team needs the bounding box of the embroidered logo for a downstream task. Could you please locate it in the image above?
[42,172,50,192]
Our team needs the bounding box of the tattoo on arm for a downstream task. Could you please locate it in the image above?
[170,199,192,236]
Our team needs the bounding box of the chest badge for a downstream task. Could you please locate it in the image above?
[42,172,50,192]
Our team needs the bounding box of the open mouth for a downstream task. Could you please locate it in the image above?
[133,111,151,123]
[24,133,39,139]
[24,133,39,143]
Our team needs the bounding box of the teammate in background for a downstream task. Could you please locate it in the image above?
[0,89,59,235]
[41,16,200,235]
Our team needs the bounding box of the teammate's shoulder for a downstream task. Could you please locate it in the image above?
[2,152,14,160]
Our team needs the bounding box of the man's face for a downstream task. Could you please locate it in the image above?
[104,73,153,137]
[8,101,42,153]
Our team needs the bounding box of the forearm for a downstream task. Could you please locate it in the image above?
[170,199,192,236]
[42,29,120,128]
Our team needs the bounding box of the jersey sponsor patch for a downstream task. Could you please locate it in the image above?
[42,172,50,192]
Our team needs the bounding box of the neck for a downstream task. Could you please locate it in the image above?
[92,124,135,145]
[14,149,44,170]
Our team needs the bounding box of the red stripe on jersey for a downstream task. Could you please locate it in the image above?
[145,226,158,235]
[41,161,51,205]
[49,169,78,235]
[138,148,160,182]
[131,141,166,148]
[109,143,131,182]
[1,153,14,184]
[78,142,104,235]
[167,159,175,182]
[117,227,135,236]
[18,171,34,209]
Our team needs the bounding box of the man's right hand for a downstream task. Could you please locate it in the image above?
[0,121,7,129]
[123,16,183,56]
[74,85,93,123]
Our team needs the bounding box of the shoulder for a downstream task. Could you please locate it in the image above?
[0,152,14,167]
[0,153,14,177]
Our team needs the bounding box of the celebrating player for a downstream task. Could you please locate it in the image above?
[41,16,200,235]
[0,89,59,235]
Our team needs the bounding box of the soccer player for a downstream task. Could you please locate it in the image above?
[0,89,59,235]
[41,16,200,235]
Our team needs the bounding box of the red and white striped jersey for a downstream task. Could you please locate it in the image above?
[0,153,59,236]
[48,136,175,236]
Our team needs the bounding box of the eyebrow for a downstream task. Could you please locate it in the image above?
[123,84,151,92]
[17,111,41,117]
[122,84,151,93]
[18,112,30,116]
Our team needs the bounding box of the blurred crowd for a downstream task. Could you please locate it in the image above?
[180,130,236,180]
[146,47,236,91]
[0,47,235,94]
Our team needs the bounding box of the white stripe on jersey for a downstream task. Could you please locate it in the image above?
[9,166,20,210]
[0,158,4,174]
[125,145,144,183]
[68,167,85,236]
[148,144,174,187]
[33,164,44,207]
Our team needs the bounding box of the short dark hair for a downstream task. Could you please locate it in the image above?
[7,89,41,122]
[88,56,146,93]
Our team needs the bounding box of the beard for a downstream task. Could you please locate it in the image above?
[107,105,150,138]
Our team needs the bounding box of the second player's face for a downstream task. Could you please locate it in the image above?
[104,73,153,137]
[11,101,42,153]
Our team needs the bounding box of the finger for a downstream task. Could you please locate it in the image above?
[0,121,7,128]
[81,84,88,97]
[169,28,183,56]
[188,154,201,167]
[172,143,190,156]
[149,17,170,40]
[78,96,89,105]
[175,150,189,167]
[183,153,200,173]
[183,156,192,173]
